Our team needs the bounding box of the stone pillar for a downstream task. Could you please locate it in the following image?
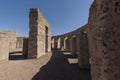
[54,38,58,49]
[51,38,55,49]
[69,36,72,51]
[88,0,120,80]
[0,30,16,51]
[28,8,39,58]
[63,37,70,51]
[63,37,67,50]
[28,8,51,58]
[23,38,28,56]
[71,36,77,55]
[67,37,71,51]
[16,37,27,49]
[0,34,9,60]
[9,31,16,50]
[57,37,61,49]
[60,37,64,51]
[66,37,70,51]
[47,31,51,52]
[76,32,90,69]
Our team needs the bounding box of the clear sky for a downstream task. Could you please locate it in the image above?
[0,0,93,36]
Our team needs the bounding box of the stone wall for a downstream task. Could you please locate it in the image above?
[28,8,51,58]
[88,0,120,80]
[23,38,28,56]
[0,33,9,60]
[0,30,16,51]
[77,31,90,69]
[16,37,28,49]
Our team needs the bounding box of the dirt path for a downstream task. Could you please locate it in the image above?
[0,50,91,80]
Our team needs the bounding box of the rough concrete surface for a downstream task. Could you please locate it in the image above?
[0,34,9,60]
[28,8,51,58]
[88,0,120,80]
[0,30,16,50]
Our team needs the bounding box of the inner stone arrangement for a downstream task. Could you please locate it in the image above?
[28,8,51,58]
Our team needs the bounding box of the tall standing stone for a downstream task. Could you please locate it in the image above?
[0,34,9,60]
[88,0,120,80]
[28,8,51,58]
[77,31,90,69]
[71,36,77,55]
[0,30,16,51]
[23,38,28,56]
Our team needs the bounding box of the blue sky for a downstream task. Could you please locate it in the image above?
[0,0,93,36]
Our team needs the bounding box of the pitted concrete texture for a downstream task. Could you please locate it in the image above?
[88,0,120,80]
[28,8,51,58]
[0,33,9,60]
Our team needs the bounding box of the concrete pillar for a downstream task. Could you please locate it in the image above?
[51,38,55,49]
[63,37,70,51]
[63,37,67,50]
[28,8,51,58]
[88,0,120,80]
[0,34,9,60]
[76,32,90,69]
[16,37,25,49]
[71,36,77,55]
[65,37,70,51]
[57,37,61,49]
[60,37,64,51]
[23,38,28,56]
[54,38,58,49]
[46,26,51,53]
[69,36,72,51]
[8,31,16,50]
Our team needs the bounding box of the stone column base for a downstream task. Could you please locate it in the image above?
[77,52,90,69]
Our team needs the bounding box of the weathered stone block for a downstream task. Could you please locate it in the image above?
[71,36,77,55]
[76,32,90,69]
[88,0,120,80]
[0,34,9,60]
[28,8,51,58]
[16,37,28,49]
[0,30,16,51]
[23,38,28,56]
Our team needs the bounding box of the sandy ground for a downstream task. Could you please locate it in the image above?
[0,50,91,80]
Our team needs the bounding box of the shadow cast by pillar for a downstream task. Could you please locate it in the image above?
[32,50,91,80]
[9,51,27,60]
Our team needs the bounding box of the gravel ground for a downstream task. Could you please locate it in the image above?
[0,50,91,80]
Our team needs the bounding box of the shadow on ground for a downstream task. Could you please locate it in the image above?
[9,51,27,60]
[32,50,91,80]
